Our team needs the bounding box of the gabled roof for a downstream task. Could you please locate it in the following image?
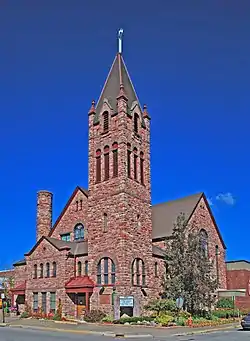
[152,192,226,249]
[94,53,145,126]
[13,259,26,267]
[48,186,88,237]
[65,276,94,289]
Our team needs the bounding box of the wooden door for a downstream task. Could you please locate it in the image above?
[77,294,86,318]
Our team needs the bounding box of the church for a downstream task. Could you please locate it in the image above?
[10,32,227,319]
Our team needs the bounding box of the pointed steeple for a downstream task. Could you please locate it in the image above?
[93,30,144,126]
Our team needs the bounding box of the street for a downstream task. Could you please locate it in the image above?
[0,328,250,341]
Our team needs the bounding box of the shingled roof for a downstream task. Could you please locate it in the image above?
[94,53,145,127]
[152,192,203,240]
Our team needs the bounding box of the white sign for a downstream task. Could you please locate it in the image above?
[120,296,134,307]
[0,277,5,290]
[1,293,5,299]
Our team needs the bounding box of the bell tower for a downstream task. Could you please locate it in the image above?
[87,30,154,316]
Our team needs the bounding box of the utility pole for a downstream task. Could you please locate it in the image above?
[1,293,5,323]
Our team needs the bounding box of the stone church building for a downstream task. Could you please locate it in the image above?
[10,38,227,319]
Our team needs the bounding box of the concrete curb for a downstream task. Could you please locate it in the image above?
[0,323,9,327]
[174,324,241,337]
[8,324,152,338]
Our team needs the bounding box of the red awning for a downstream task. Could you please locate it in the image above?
[11,282,26,295]
[65,276,95,293]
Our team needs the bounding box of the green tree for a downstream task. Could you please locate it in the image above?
[163,213,217,315]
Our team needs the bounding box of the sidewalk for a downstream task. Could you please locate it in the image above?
[4,317,241,338]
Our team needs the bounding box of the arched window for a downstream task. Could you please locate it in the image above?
[154,262,158,277]
[85,260,88,275]
[104,146,109,181]
[134,113,139,133]
[96,149,101,183]
[96,257,116,285]
[140,152,144,185]
[39,263,43,278]
[46,263,50,278]
[52,262,57,277]
[200,229,208,258]
[103,111,109,132]
[131,258,146,286]
[34,264,37,279]
[112,142,118,177]
[133,148,138,181]
[127,143,131,178]
[74,223,84,241]
[78,261,82,276]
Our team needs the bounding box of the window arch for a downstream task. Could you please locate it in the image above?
[200,229,208,257]
[96,149,101,183]
[131,258,146,286]
[97,257,116,285]
[134,113,139,133]
[34,264,37,279]
[104,146,110,181]
[78,261,82,276]
[46,263,50,278]
[52,262,57,277]
[103,111,109,132]
[74,223,84,241]
[39,263,43,278]
[112,142,118,177]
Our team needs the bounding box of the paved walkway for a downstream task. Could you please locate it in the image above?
[3,317,241,338]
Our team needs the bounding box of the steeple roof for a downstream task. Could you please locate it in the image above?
[94,53,144,125]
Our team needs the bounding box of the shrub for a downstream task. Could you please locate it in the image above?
[216,298,234,309]
[113,316,154,324]
[212,309,238,318]
[102,315,114,323]
[20,311,30,318]
[144,299,176,315]
[52,313,62,321]
[176,316,186,326]
[84,310,106,323]
[155,314,174,326]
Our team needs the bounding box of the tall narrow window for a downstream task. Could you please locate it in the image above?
[85,260,88,275]
[103,213,108,232]
[142,261,146,286]
[200,229,208,258]
[97,261,101,285]
[111,261,116,284]
[40,263,43,278]
[140,152,144,185]
[77,261,82,276]
[134,113,139,133]
[103,111,109,132]
[136,258,140,285]
[154,262,158,277]
[127,144,131,178]
[74,223,84,241]
[52,262,57,277]
[76,200,79,211]
[104,257,109,285]
[96,149,101,183]
[50,292,56,313]
[42,292,47,314]
[80,199,83,210]
[34,264,37,279]
[112,143,118,177]
[134,149,138,181]
[104,146,109,180]
[33,293,38,312]
[46,263,50,278]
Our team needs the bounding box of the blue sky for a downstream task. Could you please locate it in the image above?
[0,1,249,268]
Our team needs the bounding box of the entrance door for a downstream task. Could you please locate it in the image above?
[77,294,86,318]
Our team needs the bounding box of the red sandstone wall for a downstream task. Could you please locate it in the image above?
[227,269,250,309]
[50,189,88,241]
[14,265,27,286]
[188,197,227,289]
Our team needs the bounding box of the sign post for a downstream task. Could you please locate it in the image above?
[1,293,5,324]
[176,297,184,324]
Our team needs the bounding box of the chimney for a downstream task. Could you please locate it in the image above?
[36,190,53,241]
